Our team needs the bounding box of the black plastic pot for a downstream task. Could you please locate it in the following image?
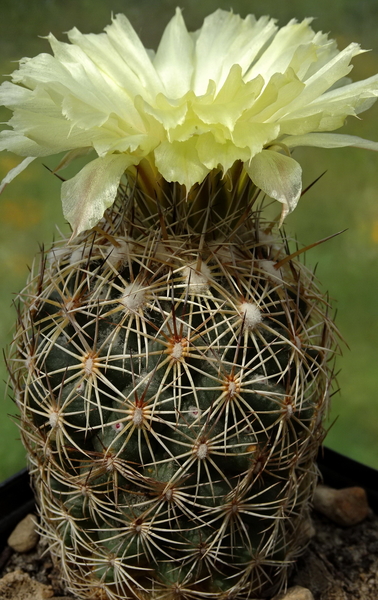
[0,447,377,553]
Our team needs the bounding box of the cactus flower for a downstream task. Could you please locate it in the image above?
[1,8,378,234]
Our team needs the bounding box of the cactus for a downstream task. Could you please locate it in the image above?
[8,176,339,598]
[2,8,378,600]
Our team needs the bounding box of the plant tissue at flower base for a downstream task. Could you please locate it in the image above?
[1,8,378,600]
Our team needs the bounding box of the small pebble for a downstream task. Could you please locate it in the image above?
[7,514,39,553]
[313,485,370,526]
[273,585,314,600]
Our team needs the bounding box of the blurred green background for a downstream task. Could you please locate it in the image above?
[0,0,377,479]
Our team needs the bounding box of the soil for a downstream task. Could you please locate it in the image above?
[292,511,378,599]
[0,509,377,600]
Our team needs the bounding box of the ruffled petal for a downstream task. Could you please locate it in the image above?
[245,150,302,217]
[0,129,46,156]
[193,10,277,94]
[232,121,280,156]
[0,80,67,119]
[277,74,378,135]
[277,43,364,115]
[192,66,264,131]
[12,48,114,120]
[62,154,136,237]
[136,93,188,131]
[0,81,34,107]
[6,109,101,153]
[245,69,305,121]
[245,18,316,82]
[309,73,378,114]
[104,14,163,97]
[154,138,210,190]
[196,132,250,172]
[46,34,146,131]
[67,27,156,104]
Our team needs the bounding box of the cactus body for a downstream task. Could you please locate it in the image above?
[7,179,338,599]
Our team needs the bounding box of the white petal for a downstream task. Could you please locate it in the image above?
[277,73,378,129]
[137,94,188,131]
[14,35,148,136]
[62,95,109,130]
[280,43,364,113]
[286,35,325,81]
[154,8,194,98]
[232,121,280,156]
[62,154,135,237]
[67,27,156,104]
[0,156,35,193]
[104,14,163,97]
[13,50,90,100]
[0,129,46,156]
[154,138,209,190]
[47,34,142,125]
[301,73,378,120]
[303,34,338,80]
[193,10,277,95]
[193,66,264,131]
[0,80,70,119]
[276,113,323,136]
[284,132,378,150]
[7,109,100,153]
[246,69,305,121]
[196,132,249,172]
[0,81,33,106]
[245,18,316,82]
[245,150,302,215]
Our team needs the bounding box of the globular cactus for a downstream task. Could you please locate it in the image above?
[2,7,378,600]
[8,177,339,599]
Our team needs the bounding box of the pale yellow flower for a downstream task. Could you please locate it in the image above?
[1,9,378,235]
